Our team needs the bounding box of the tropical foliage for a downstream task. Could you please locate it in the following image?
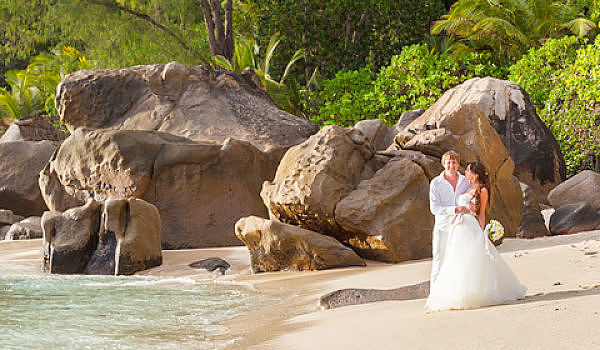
[213,34,307,115]
[511,36,600,175]
[432,0,596,63]
[0,46,92,122]
[240,0,446,80]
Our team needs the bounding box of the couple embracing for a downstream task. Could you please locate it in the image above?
[425,150,527,312]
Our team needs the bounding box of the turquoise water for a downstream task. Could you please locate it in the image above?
[0,273,272,350]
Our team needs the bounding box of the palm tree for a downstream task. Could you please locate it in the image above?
[432,0,596,62]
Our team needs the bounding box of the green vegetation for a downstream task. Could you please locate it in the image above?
[240,0,446,79]
[510,36,599,175]
[213,34,306,115]
[308,44,506,127]
[0,46,92,123]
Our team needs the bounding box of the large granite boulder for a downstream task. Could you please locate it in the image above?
[397,103,523,236]
[4,216,42,240]
[261,126,375,239]
[42,198,162,275]
[335,158,433,263]
[55,62,317,152]
[40,128,279,248]
[549,202,600,235]
[235,216,365,272]
[0,140,57,216]
[0,116,67,142]
[548,170,600,209]
[399,78,565,203]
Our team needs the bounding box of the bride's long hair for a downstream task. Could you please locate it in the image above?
[467,161,490,215]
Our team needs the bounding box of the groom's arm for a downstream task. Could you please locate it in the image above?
[429,182,457,216]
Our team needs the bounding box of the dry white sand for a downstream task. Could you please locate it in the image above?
[2,231,600,350]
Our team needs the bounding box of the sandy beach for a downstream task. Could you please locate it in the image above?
[2,231,600,349]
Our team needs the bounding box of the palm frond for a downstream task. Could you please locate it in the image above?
[280,49,304,84]
[563,18,597,37]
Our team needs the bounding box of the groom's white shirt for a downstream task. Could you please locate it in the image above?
[429,171,470,286]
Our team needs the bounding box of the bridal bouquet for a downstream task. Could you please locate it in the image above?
[484,219,504,246]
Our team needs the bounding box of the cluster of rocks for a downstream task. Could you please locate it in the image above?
[1,63,597,275]
[0,63,318,275]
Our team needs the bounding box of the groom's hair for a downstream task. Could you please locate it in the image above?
[441,150,460,165]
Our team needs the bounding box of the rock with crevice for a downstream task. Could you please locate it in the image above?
[42,198,162,275]
[235,216,366,272]
[354,119,395,151]
[517,182,550,238]
[376,149,443,181]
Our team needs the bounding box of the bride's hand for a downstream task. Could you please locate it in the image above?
[468,202,477,213]
[455,206,469,214]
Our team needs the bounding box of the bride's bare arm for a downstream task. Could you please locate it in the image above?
[478,188,489,230]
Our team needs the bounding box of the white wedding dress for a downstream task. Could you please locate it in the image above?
[425,193,527,311]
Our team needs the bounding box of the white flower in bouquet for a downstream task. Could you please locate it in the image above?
[484,219,504,245]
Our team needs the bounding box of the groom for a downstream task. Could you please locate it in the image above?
[429,150,471,287]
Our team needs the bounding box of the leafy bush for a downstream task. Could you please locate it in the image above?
[509,36,599,175]
[308,44,507,127]
[508,36,584,107]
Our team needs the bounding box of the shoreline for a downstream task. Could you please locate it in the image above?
[2,230,600,349]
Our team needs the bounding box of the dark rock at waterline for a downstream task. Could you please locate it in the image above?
[320,281,430,310]
[188,257,231,275]
[42,198,162,275]
[549,202,600,236]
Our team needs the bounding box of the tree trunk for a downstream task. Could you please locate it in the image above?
[199,0,234,61]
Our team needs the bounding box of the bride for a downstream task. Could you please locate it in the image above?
[425,161,527,312]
